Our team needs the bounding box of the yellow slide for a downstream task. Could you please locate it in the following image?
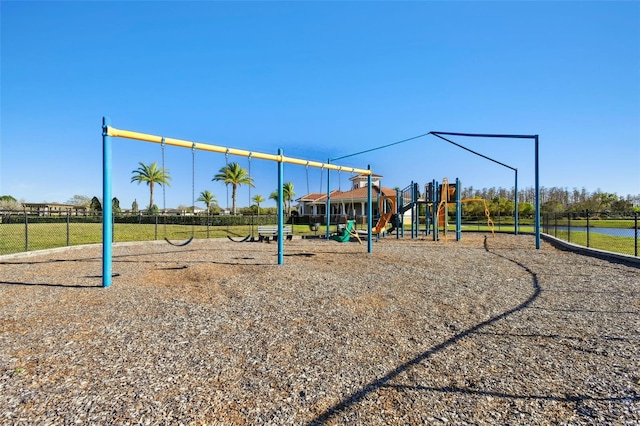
[373,212,393,234]
[372,195,397,235]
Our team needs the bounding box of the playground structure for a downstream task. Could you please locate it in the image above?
[329,131,540,249]
[428,178,495,242]
[372,177,495,242]
[102,117,373,288]
[102,120,540,288]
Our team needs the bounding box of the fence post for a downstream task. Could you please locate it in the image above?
[24,207,28,252]
[586,210,590,248]
[155,214,158,240]
[635,211,638,257]
[567,213,571,242]
[67,211,70,247]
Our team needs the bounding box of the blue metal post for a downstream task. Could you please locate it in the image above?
[375,188,380,242]
[514,169,519,235]
[534,135,540,249]
[325,159,331,240]
[424,184,430,237]
[277,148,284,265]
[586,210,591,247]
[456,178,461,241]
[634,212,638,257]
[432,179,438,241]
[410,182,414,238]
[413,182,419,238]
[102,117,112,288]
[367,166,372,253]
[398,188,402,239]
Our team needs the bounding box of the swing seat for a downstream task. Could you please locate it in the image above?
[330,220,361,244]
[164,236,194,247]
[227,235,251,243]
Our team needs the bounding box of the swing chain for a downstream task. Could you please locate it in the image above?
[191,143,196,231]
[305,161,310,196]
[247,153,252,204]
[161,137,166,216]
[224,149,230,214]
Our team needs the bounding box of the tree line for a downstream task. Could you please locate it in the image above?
[2,166,638,217]
[0,161,296,216]
[458,185,639,216]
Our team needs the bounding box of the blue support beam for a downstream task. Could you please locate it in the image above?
[277,148,284,265]
[367,166,372,253]
[456,178,461,241]
[413,182,419,238]
[432,179,438,242]
[325,160,331,240]
[534,135,540,249]
[397,187,402,239]
[431,131,539,249]
[514,169,519,235]
[102,117,112,288]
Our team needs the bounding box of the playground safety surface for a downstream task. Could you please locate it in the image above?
[1,233,638,425]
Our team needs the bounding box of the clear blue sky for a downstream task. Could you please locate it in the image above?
[2,1,639,210]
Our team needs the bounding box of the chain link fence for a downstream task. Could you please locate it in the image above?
[0,211,285,255]
[542,211,639,257]
[3,210,638,257]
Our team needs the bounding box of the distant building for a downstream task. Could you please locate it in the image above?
[296,174,395,220]
[161,206,206,216]
[22,203,89,216]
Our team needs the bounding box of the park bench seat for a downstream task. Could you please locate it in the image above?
[257,225,293,241]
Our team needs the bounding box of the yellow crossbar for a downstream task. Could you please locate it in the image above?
[107,126,372,175]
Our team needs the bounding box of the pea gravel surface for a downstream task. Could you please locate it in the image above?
[1,233,638,425]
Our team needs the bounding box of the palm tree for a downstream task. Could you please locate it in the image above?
[131,162,171,212]
[269,184,295,215]
[213,162,254,215]
[269,190,280,208]
[197,190,218,213]
[252,194,265,216]
[283,182,295,215]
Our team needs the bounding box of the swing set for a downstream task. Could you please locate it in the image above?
[160,138,195,247]
[220,152,256,243]
[101,117,374,288]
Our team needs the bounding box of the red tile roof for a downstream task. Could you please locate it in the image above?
[296,186,395,203]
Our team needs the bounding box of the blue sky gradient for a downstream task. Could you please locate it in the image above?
[1,1,638,210]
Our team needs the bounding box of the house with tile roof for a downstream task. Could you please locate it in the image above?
[296,173,396,223]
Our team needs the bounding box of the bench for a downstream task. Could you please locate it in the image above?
[257,225,293,242]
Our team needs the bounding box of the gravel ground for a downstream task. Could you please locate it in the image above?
[0,233,638,425]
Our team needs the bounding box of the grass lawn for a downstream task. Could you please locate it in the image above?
[551,230,637,256]
[1,221,636,257]
[0,223,333,255]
